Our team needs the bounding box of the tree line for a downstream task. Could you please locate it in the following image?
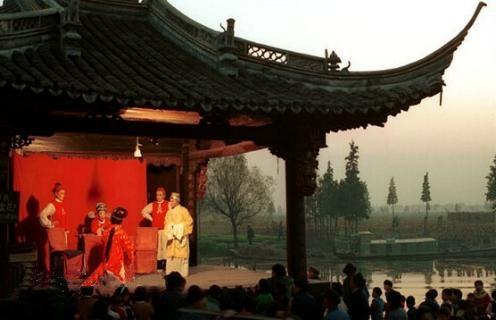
[306,140,439,245]
[201,149,496,250]
[305,141,371,248]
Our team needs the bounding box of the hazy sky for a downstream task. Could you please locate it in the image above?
[0,1,492,207]
[169,0,495,208]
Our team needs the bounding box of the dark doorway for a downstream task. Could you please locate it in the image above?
[141,164,178,227]
[146,164,179,203]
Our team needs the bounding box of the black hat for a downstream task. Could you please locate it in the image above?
[111,207,128,221]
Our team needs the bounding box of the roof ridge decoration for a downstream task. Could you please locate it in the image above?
[60,0,81,57]
[217,18,238,77]
[156,0,486,79]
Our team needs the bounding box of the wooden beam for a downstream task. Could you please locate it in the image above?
[9,115,280,146]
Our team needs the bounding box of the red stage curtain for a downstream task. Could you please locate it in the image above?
[13,153,147,271]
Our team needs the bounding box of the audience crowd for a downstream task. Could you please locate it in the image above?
[5,263,496,320]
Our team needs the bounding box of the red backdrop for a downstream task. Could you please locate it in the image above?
[13,153,147,270]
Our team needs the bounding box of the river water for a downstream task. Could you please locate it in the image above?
[209,257,496,303]
[318,258,496,303]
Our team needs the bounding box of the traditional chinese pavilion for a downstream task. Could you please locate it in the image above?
[0,0,485,293]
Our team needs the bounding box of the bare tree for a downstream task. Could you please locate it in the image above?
[204,155,274,248]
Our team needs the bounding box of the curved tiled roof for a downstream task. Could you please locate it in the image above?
[0,0,486,131]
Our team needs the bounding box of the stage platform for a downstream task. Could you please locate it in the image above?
[69,265,270,293]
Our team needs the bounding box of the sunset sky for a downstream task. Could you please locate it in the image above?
[170,0,495,208]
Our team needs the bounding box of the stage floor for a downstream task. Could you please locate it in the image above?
[70,265,270,293]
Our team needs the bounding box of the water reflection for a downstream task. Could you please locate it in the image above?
[213,257,496,303]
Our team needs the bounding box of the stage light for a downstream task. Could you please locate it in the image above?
[134,136,143,158]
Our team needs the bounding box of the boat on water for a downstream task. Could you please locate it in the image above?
[335,231,496,261]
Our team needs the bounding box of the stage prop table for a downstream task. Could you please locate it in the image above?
[47,227,82,280]
[135,227,158,274]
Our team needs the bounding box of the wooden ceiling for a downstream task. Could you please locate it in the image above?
[23,133,184,157]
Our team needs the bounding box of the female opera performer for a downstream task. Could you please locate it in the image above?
[39,182,68,231]
[91,202,111,236]
[82,207,134,286]
[39,182,69,276]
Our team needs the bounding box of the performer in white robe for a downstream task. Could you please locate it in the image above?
[165,192,193,277]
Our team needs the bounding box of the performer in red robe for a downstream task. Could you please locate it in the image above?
[141,186,169,270]
[90,202,111,236]
[39,182,68,230]
[39,182,68,275]
[82,207,134,286]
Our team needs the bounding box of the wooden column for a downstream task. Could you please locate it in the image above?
[285,157,307,279]
[271,127,325,279]
[0,134,11,298]
[181,142,198,267]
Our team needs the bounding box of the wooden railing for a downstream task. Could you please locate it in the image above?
[235,39,327,72]
[0,8,59,35]
[154,0,335,73]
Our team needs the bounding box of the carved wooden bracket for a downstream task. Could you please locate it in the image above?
[10,135,34,149]
[269,127,326,196]
[194,160,208,200]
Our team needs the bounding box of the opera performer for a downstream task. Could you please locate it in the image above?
[141,186,169,270]
[90,202,111,236]
[39,182,68,231]
[82,207,134,286]
[38,182,69,275]
[165,192,193,277]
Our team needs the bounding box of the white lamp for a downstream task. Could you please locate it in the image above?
[134,136,143,158]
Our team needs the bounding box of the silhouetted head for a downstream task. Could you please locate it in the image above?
[165,271,186,292]
[186,285,206,309]
[343,263,356,276]
[208,285,222,299]
[258,278,271,293]
[406,296,416,308]
[351,273,366,289]
[372,287,382,298]
[271,264,287,277]
[134,286,148,302]
[383,279,393,292]
[323,289,341,309]
[474,280,484,293]
[426,289,438,300]
[307,266,320,279]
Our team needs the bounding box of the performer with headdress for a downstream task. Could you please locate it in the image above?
[82,207,134,286]
[90,202,111,236]
[141,186,169,270]
[165,192,193,277]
